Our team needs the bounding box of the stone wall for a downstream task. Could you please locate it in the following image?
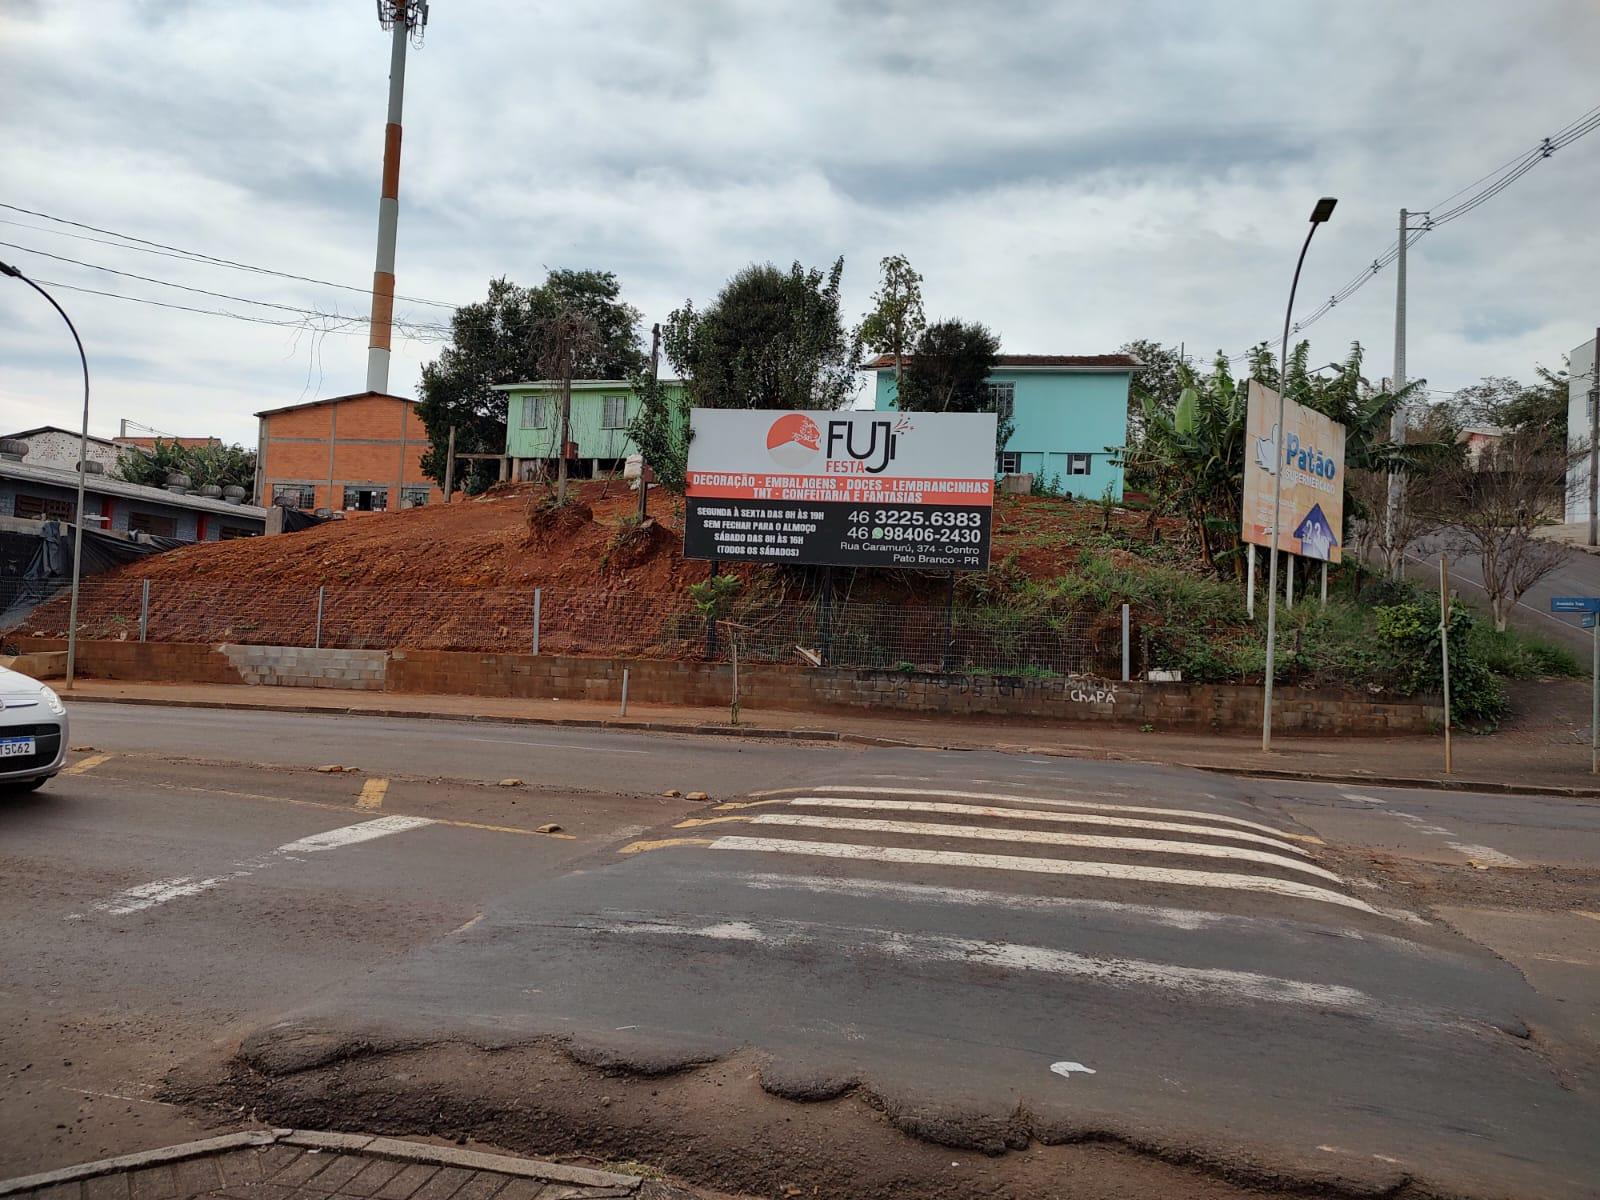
[17,638,1442,735]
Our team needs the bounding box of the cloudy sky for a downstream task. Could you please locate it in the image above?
[2,1,1598,446]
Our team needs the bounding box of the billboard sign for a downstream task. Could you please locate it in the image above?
[1241,380,1346,562]
[683,408,996,570]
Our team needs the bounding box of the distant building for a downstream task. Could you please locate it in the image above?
[254,391,441,512]
[492,379,688,480]
[863,353,1140,499]
[0,454,266,542]
[2,426,127,474]
[1566,333,1599,527]
[1457,425,1507,467]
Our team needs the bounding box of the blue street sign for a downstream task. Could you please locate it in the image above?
[1551,596,1600,613]
[1585,614,1597,629]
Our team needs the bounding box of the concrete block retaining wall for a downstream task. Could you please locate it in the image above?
[219,644,388,690]
[14,638,1442,735]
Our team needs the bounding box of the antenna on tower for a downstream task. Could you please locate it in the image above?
[365,1,429,395]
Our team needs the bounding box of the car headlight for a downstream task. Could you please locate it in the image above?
[41,687,66,716]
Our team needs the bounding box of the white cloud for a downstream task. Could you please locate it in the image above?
[2,0,1597,447]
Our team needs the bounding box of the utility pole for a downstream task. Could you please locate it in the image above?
[1384,207,1408,579]
[365,2,428,396]
[1588,324,1599,546]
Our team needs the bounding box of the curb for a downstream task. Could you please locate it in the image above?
[59,691,1600,800]
[0,1129,641,1197]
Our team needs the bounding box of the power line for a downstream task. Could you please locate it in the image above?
[1228,101,1600,362]
[0,201,461,311]
[19,276,448,344]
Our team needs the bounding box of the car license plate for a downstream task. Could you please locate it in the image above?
[0,737,36,758]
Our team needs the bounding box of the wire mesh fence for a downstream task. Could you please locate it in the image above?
[1,576,1127,678]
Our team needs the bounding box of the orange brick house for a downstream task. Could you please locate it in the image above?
[254,391,441,512]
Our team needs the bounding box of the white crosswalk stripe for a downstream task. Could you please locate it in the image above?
[705,835,1382,915]
[768,796,1314,856]
[738,813,1340,882]
[764,784,1297,839]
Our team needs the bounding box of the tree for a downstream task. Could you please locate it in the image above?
[897,320,1006,454]
[857,254,925,388]
[1419,429,1572,630]
[664,258,856,411]
[416,271,643,492]
[537,308,601,505]
[114,440,255,492]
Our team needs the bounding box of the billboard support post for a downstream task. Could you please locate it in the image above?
[1285,554,1294,609]
[1320,561,1328,607]
[1246,545,1255,620]
[944,572,956,671]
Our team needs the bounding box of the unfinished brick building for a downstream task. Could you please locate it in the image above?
[254,391,441,513]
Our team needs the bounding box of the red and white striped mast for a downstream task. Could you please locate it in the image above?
[366,0,428,395]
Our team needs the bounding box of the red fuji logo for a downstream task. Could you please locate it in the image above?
[766,413,821,470]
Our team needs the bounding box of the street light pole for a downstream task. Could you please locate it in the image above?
[1,260,91,689]
[1261,198,1337,753]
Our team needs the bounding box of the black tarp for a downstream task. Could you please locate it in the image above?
[0,521,183,627]
[277,504,330,533]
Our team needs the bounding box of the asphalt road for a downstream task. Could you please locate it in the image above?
[5,704,1598,1199]
[1403,533,1600,656]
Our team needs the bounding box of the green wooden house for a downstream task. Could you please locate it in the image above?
[492,379,685,479]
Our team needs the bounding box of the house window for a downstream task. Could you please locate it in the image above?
[997,452,1021,475]
[342,486,389,512]
[272,483,316,509]
[14,493,75,523]
[986,382,1015,423]
[521,396,550,428]
[602,395,628,429]
[1067,453,1092,475]
[129,511,177,538]
[400,486,431,507]
[219,525,256,540]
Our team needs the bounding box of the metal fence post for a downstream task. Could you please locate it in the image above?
[532,587,542,656]
[620,666,629,717]
[314,585,325,649]
[139,579,150,643]
[1121,603,1130,683]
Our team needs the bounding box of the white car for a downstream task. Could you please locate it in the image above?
[0,664,68,792]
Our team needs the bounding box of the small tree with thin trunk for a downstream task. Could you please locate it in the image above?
[1422,430,1573,631]
[858,254,925,389]
[537,308,600,505]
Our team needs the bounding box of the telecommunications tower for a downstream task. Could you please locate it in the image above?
[366,1,428,395]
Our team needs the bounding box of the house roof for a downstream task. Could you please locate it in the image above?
[0,458,268,519]
[489,378,685,392]
[3,425,121,447]
[859,353,1141,371]
[254,391,415,418]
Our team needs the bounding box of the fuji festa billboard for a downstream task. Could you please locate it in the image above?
[1241,380,1347,563]
[683,408,996,570]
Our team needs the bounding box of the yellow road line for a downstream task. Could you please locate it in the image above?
[60,768,574,837]
[676,815,750,828]
[1574,910,1600,923]
[62,752,112,776]
[620,837,713,855]
[1276,833,1324,845]
[357,777,389,810]
[713,799,784,811]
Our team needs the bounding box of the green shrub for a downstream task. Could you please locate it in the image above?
[1466,624,1581,679]
[1374,597,1507,726]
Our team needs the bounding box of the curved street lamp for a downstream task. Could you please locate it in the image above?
[1,260,91,689]
[1261,197,1337,752]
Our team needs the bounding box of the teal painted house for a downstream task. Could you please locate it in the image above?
[864,353,1139,499]
[492,379,686,479]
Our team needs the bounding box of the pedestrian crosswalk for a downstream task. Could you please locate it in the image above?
[621,778,1395,922]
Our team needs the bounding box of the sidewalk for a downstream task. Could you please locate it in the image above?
[0,1130,661,1200]
[57,677,1600,797]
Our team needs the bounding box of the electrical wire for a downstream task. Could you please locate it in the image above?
[0,201,461,310]
[1227,101,1600,362]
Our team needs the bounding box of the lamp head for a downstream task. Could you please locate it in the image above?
[1310,197,1338,224]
